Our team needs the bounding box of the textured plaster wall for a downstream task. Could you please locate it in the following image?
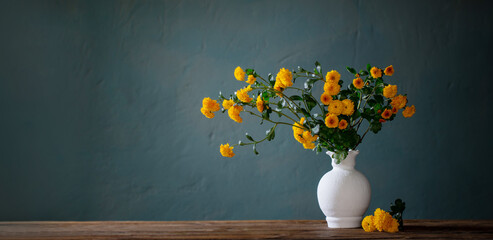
[0,0,492,220]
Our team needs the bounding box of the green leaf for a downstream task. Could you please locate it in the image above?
[238,140,247,146]
[303,94,317,111]
[253,144,259,155]
[346,67,357,74]
[300,108,310,118]
[367,99,377,107]
[266,126,276,141]
[314,61,322,75]
[374,95,384,105]
[290,95,303,101]
[245,69,254,75]
[367,64,371,72]
[245,133,254,141]
[359,70,369,76]
[370,121,382,133]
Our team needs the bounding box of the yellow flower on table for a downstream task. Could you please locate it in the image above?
[402,105,416,118]
[219,143,235,157]
[353,78,364,89]
[325,70,341,83]
[341,99,355,116]
[325,114,339,128]
[384,65,394,76]
[236,85,253,103]
[246,75,256,84]
[370,67,382,78]
[362,215,376,232]
[383,85,397,99]
[234,66,245,81]
[390,95,407,110]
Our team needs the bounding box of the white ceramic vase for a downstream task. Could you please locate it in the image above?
[317,150,371,228]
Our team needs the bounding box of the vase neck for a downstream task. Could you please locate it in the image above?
[327,150,359,170]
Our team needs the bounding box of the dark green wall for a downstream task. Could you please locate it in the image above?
[1,0,492,220]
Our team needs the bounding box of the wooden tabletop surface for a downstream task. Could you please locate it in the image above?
[0,220,492,239]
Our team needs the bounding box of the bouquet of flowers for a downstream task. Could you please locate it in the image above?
[201,62,415,163]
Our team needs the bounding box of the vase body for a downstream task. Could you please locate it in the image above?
[317,150,371,228]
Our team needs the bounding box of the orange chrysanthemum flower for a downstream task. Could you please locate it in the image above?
[402,105,416,118]
[325,70,341,83]
[320,92,332,105]
[338,119,348,130]
[323,82,341,95]
[390,95,407,110]
[383,85,397,98]
[384,65,394,76]
[353,78,364,89]
[370,67,382,78]
[381,109,392,119]
[325,114,339,128]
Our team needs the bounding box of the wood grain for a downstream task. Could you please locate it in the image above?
[0,220,492,239]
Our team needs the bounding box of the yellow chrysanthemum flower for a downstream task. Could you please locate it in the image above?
[374,208,394,232]
[384,65,394,76]
[384,217,400,233]
[320,92,332,105]
[200,107,215,119]
[202,97,220,112]
[328,100,343,115]
[228,105,243,123]
[338,119,348,130]
[292,117,305,143]
[353,78,364,89]
[256,95,264,113]
[341,99,355,116]
[246,75,256,84]
[234,66,245,81]
[402,105,416,118]
[390,95,407,110]
[383,85,397,99]
[276,68,293,88]
[220,143,235,157]
[236,85,253,103]
[301,131,318,149]
[362,215,377,232]
[273,80,284,96]
[323,82,341,96]
[222,99,235,110]
[325,114,339,128]
[381,108,392,119]
[370,67,382,78]
[325,70,341,83]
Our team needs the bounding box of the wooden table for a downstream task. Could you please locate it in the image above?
[0,220,492,239]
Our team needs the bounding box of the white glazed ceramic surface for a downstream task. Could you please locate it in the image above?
[317,150,371,228]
